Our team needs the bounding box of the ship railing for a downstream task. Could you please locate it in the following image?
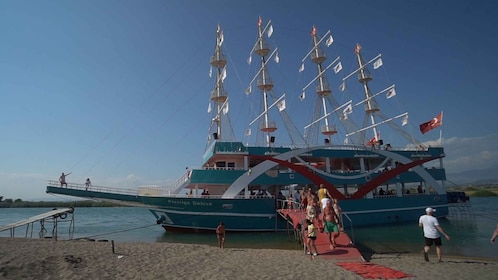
[47,180,139,196]
[341,213,355,245]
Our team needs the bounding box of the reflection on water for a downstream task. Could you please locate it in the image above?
[1,197,497,259]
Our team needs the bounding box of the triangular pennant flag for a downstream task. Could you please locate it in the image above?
[339,82,346,92]
[267,24,273,38]
[326,34,334,47]
[274,52,280,63]
[299,63,305,72]
[333,62,343,74]
[299,91,306,101]
[223,103,229,114]
[340,114,347,121]
[245,85,252,95]
[247,55,252,65]
[344,137,349,144]
[245,128,252,136]
[277,99,286,111]
[221,67,227,82]
[209,66,212,78]
[343,104,353,115]
[207,102,212,113]
[373,57,383,69]
[386,88,396,99]
[218,31,224,47]
[401,115,408,126]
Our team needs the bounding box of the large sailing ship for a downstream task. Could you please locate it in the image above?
[47,18,449,232]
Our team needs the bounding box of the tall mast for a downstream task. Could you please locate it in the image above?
[310,26,337,143]
[254,17,276,147]
[354,44,380,143]
[300,26,360,145]
[207,24,235,146]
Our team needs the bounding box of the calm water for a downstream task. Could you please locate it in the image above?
[1,197,497,259]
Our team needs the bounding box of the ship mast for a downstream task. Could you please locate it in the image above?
[207,24,235,146]
[310,26,336,144]
[300,26,360,145]
[354,44,381,144]
[254,17,276,147]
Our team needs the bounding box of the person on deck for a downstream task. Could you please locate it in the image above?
[85,178,91,190]
[216,222,226,249]
[419,207,450,262]
[59,172,71,188]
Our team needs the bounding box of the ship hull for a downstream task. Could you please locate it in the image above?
[46,186,448,231]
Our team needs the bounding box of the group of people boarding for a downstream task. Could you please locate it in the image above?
[302,184,343,258]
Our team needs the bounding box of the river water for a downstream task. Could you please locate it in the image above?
[1,196,497,259]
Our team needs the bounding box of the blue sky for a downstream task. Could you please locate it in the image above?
[1,0,497,200]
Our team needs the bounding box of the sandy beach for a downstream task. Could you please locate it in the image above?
[0,237,496,280]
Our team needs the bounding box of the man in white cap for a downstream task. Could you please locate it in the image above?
[418,207,450,262]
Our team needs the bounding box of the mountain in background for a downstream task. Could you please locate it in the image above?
[446,165,498,186]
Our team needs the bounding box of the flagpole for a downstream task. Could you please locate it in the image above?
[439,111,443,145]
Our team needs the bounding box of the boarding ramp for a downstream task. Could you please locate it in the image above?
[0,208,75,239]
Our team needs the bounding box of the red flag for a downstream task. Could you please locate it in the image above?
[366,133,380,146]
[354,43,362,54]
[419,112,443,134]
[310,25,316,36]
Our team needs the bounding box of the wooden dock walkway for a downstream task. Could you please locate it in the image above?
[278,209,364,262]
[0,207,75,238]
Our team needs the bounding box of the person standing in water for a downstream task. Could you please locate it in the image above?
[216,222,226,249]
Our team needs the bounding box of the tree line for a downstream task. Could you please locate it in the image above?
[0,196,119,208]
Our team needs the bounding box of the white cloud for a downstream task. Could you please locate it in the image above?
[442,133,498,173]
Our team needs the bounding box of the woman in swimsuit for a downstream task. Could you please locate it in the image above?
[216,222,226,249]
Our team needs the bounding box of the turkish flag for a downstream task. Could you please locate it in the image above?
[420,112,443,134]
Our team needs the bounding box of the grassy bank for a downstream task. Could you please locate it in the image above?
[447,185,498,197]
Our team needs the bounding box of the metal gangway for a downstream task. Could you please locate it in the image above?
[0,207,75,239]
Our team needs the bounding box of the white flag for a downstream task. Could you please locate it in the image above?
[207,102,212,113]
[223,103,229,114]
[267,25,273,38]
[209,66,212,78]
[299,91,306,101]
[340,114,347,121]
[386,87,396,99]
[221,67,226,82]
[343,104,353,115]
[401,115,408,126]
[373,57,383,69]
[247,55,252,65]
[245,85,252,95]
[274,52,280,63]
[277,99,286,111]
[245,128,252,136]
[299,63,304,72]
[339,82,346,92]
[218,32,224,47]
[344,137,349,144]
[326,34,334,47]
[333,62,342,74]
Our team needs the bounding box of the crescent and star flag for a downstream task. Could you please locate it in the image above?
[419,112,443,134]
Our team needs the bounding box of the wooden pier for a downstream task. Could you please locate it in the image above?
[0,207,75,239]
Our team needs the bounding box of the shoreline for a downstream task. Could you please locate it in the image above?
[1,237,497,280]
